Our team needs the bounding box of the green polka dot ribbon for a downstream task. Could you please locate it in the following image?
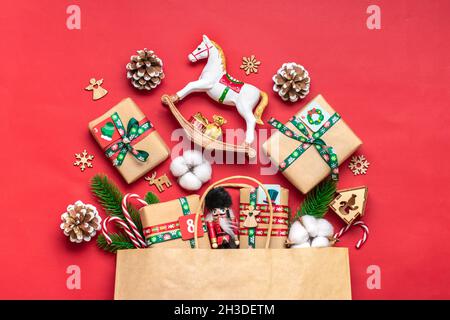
[104,112,153,166]
[268,113,341,181]
[247,191,257,248]
[225,73,243,85]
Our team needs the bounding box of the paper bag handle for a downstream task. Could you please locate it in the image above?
[194,176,274,249]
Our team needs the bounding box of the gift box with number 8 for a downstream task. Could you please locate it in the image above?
[139,195,210,248]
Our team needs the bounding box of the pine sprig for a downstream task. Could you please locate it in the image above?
[295,179,337,220]
[90,174,161,253]
[145,191,160,205]
[97,233,135,253]
[90,174,143,233]
[91,174,123,216]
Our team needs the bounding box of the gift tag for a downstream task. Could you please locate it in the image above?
[92,117,120,149]
[257,184,281,205]
[299,101,331,132]
[178,214,204,240]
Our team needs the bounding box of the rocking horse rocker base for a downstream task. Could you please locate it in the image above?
[162,35,268,158]
[162,94,258,158]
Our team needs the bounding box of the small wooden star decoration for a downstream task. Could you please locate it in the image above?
[242,205,261,228]
[73,149,94,172]
[85,78,108,101]
[240,55,261,75]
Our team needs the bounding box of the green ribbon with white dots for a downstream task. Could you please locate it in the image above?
[268,113,341,181]
[247,191,257,248]
[104,112,152,166]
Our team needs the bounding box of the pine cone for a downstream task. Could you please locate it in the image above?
[272,62,310,102]
[60,201,102,243]
[126,49,165,91]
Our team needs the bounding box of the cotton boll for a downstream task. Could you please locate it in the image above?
[316,218,334,238]
[301,215,319,237]
[288,221,310,245]
[170,156,189,177]
[292,241,311,248]
[311,236,330,248]
[171,150,213,190]
[178,172,202,191]
[183,150,204,167]
[193,161,212,183]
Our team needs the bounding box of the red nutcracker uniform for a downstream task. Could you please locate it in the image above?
[206,209,239,249]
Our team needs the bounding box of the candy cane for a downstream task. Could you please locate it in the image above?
[121,193,148,248]
[102,216,143,248]
[101,193,148,248]
[334,221,369,249]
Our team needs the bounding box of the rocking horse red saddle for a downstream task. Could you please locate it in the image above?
[219,73,244,93]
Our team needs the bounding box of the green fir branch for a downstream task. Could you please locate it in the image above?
[96,233,135,253]
[90,174,144,233]
[91,174,123,216]
[295,179,337,220]
[90,174,161,253]
[145,191,160,205]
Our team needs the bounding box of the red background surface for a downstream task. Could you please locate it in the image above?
[0,0,449,299]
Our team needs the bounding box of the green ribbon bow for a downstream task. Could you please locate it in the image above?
[104,112,152,166]
[268,113,341,181]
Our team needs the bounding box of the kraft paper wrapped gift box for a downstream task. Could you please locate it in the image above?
[239,185,289,249]
[88,97,170,184]
[263,94,362,194]
[139,195,210,249]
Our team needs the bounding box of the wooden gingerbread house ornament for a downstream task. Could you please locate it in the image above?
[329,186,368,225]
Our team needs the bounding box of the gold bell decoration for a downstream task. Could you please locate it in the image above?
[204,115,227,141]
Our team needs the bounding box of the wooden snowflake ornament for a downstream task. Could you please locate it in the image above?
[74,149,94,172]
[348,155,370,175]
[240,55,261,75]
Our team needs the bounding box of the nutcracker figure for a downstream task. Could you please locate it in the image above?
[205,187,240,249]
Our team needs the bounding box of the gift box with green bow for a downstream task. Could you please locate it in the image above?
[262,95,362,194]
[89,97,170,184]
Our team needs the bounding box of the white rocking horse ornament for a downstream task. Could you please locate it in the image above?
[169,35,268,145]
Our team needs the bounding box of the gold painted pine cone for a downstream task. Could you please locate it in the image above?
[273,62,310,102]
[60,200,102,243]
[126,48,165,91]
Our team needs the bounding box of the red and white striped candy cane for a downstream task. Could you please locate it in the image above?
[121,193,148,247]
[102,216,143,248]
[334,220,369,249]
[101,193,148,248]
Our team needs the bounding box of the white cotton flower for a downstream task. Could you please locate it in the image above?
[311,236,330,248]
[288,221,310,246]
[193,162,212,183]
[183,149,204,167]
[288,215,334,249]
[179,172,203,191]
[300,215,319,237]
[316,218,334,237]
[169,156,189,177]
[170,150,212,191]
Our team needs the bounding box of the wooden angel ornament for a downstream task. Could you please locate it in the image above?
[85,78,108,100]
[165,35,268,145]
